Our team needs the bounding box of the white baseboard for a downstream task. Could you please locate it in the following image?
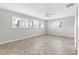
[0,33,45,45]
[47,33,74,38]
[0,33,74,45]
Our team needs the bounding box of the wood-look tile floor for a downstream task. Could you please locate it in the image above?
[0,34,77,55]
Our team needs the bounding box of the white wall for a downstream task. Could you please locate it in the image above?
[47,16,75,37]
[0,8,75,45]
[0,9,46,44]
[78,4,79,40]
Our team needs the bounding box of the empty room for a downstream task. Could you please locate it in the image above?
[0,3,77,55]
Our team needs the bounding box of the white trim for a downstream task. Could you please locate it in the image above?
[47,33,74,38]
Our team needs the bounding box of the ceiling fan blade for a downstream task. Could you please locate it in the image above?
[66,3,75,8]
[48,13,55,15]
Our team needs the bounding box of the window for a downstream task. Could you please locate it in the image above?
[21,18,28,28]
[40,22,44,28]
[28,20,33,27]
[12,16,45,28]
[58,20,63,28]
[33,21,44,28]
[52,21,59,28]
[12,16,29,28]
[12,16,21,28]
[52,20,63,28]
[25,20,29,28]
[38,22,41,27]
[33,20,39,28]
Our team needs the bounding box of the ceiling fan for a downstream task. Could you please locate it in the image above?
[66,3,75,8]
[45,10,55,19]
